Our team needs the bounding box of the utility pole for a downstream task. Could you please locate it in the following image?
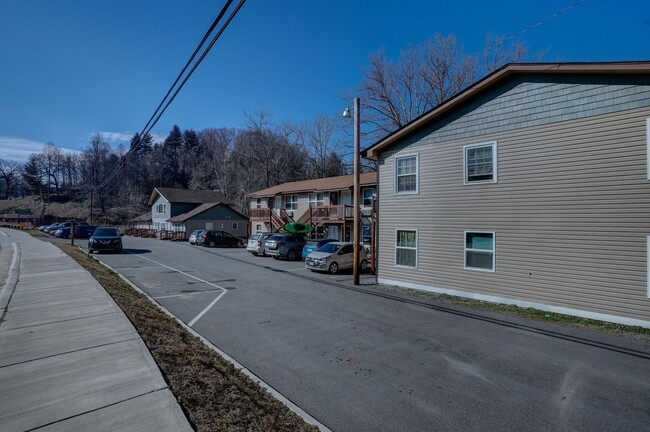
[352,97,361,285]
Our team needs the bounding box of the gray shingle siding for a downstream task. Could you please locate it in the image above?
[412,74,650,146]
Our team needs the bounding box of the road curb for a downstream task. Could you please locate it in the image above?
[86,248,332,432]
[0,242,20,324]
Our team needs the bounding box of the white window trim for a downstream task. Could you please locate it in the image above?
[362,187,374,208]
[646,118,650,180]
[394,153,419,195]
[395,228,418,269]
[308,192,324,207]
[284,195,298,210]
[464,230,496,272]
[463,141,497,185]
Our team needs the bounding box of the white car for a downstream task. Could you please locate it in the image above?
[305,242,368,274]
[247,232,273,256]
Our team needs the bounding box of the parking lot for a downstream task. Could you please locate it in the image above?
[40,233,650,432]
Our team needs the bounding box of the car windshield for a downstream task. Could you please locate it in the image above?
[251,234,261,240]
[268,235,282,241]
[306,240,320,247]
[94,228,118,236]
[318,243,342,253]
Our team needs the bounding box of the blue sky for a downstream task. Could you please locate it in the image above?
[0,0,648,162]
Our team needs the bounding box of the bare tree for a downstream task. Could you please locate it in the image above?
[0,159,21,199]
[299,115,346,178]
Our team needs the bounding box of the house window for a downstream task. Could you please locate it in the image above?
[395,154,418,194]
[395,229,417,268]
[256,198,262,209]
[232,222,238,230]
[464,142,497,184]
[256,224,262,232]
[362,188,374,208]
[464,231,495,272]
[218,223,224,229]
[308,193,324,207]
[156,203,166,214]
[284,195,298,210]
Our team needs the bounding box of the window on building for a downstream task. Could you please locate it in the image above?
[156,203,166,214]
[395,155,418,194]
[232,222,238,230]
[256,224,262,232]
[218,223,224,229]
[362,188,374,208]
[308,193,324,207]
[284,195,298,210]
[396,230,417,268]
[464,142,497,184]
[464,231,495,272]
[256,198,262,209]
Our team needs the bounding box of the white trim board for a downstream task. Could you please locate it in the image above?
[378,277,650,329]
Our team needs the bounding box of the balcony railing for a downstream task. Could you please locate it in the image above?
[310,205,354,223]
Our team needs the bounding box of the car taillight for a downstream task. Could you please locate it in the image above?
[257,241,261,246]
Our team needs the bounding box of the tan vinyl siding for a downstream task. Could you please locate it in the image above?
[377,106,650,324]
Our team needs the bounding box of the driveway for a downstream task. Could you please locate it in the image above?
[45,235,650,431]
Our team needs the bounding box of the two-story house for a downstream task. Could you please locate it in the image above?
[247,172,377,242]
[362,61,650,328]
[147,187,248,239]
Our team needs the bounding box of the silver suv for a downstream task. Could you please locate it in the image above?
[305,242,368,274]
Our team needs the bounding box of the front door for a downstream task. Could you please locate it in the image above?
[329,192,338,205]
[268,197,274,209]
[329,225,339,240]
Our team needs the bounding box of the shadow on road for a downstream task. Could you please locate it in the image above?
[123,248,151,254]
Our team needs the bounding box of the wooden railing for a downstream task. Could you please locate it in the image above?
[310,205,354,223]
[249,208,293,231]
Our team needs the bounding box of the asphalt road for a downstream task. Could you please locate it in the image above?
[47,235,650,432]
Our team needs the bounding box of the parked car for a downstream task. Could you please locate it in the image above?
[55,224,97,239]
[44,223,64,234]
[189,230,205,245]
[305,241,368,274]
[246,232,273,256]
[301,238,337,261]
[265,234,306,261]
[48,221,80,236]
[88,226,123,254]
[202,230,242,248]
[196,230,207,246]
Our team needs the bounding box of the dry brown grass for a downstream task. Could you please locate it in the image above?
[58,243,317,432]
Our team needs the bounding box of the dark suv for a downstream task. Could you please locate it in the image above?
[202,230,242,248]
[264,234,306,260]
[88,226,122,253]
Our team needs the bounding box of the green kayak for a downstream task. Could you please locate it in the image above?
[283,222,314,234]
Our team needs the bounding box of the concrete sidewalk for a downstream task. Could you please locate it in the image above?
[0,229,193,431]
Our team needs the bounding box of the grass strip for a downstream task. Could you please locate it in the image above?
[389,286,650,342]
[57,243,317,432]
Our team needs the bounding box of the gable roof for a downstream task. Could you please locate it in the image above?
[129,212,152,222]
[246,172,377,198]
[362,61,650,160]
[148,187,230,206]
[167,202,247,223]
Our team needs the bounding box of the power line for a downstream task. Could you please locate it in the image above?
[472,0,587,58]
[93,0,246,191]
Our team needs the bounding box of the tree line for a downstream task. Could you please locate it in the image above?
[0,33,532,221]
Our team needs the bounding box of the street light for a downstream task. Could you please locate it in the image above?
[342,98,361,285]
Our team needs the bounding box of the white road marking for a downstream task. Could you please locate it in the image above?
[154,288,226,300]
[124,251,227,327]
[0,231,7,237]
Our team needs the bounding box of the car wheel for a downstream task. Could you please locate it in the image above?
[88,248,93,254]
[287,250,298,261]
[117,246,123,254]
[209,241,216,247]
[272,256,279,260]
[251,252,258,256]
[360,259,368,271]
[328,262,338,274]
